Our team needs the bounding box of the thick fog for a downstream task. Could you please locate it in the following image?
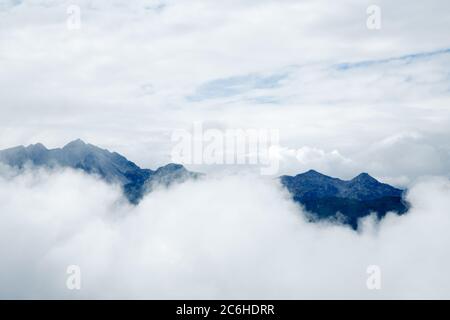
[0,167,449,299]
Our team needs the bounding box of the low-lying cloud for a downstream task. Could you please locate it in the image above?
[0,167,449,299]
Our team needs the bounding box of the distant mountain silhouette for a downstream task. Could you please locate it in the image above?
[0,141,410,228]
[280,170,409,229]
[0,139,200,203]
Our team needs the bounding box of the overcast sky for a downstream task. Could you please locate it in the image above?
[1,0,449,184]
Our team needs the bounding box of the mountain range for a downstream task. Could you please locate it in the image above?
[281,170,409,229]
[0,139,199,204]
[0,140,409,229]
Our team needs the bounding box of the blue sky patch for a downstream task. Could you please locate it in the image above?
[187,72,288,101]
[335,48,450,71]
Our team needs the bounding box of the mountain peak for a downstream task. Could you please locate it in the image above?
[63,139,87,149]
[306,169,320,174]
[26,143,47,151]
[160,163,184,170]
[352,172,377,183]
[0,141,201,204]
[280,170,408,230]
[298,169,327,178]
[154,163,186,175]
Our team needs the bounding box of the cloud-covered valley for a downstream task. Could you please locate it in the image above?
[1,167,449,299]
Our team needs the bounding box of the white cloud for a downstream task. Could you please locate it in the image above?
[0,168,449,299]
[274,146,356,178]
[0,0,449,182]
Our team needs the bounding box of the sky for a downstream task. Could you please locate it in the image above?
[1,0,450,184]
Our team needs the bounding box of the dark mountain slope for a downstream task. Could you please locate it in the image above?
[0,141,410,228]
[280,170,409,229]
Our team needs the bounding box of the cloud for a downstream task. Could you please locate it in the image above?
[0,0,449,183]
[273,146,356,178]
[356,132,450,184]
[0,167,449,299]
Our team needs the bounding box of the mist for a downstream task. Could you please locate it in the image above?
[0,167,449,299]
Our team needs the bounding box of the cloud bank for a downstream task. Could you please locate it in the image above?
[0,167,449,299]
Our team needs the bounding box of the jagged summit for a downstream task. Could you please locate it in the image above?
[63,139,87,149]
[0,141,408,229]
[156,163,185,172]
[299,169,325,177]
[0,140,200,204]
[282,170,404,200]
[305,169,320,175]
[294,169,342,182]
[351,172,377,183]
[280,169,409,229]
[27,143,47,150]
[355,172,371,178]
